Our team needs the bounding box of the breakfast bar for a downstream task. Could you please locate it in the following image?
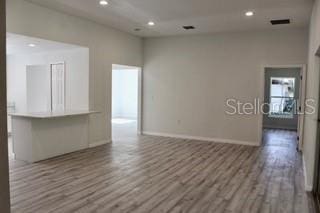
[10,111,98,163]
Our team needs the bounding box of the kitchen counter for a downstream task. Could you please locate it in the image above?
[9,110,98,118]
[10,110,99,163]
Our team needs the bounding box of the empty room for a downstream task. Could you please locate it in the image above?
[1,0,320,213]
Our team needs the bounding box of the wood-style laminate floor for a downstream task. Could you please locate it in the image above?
[9,129,315,213]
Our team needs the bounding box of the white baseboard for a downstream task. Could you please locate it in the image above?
[89,140,111,148]
[303,155,313,191]
[142,131,259,147]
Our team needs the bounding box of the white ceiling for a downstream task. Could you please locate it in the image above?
[27,0,314,37]
[6,33,85,55]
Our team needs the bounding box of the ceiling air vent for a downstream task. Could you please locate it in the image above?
[270,19,291,25]
[183,26,195,30]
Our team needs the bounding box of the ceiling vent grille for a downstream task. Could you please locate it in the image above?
[183,26,195,30]
[270,19,291,25]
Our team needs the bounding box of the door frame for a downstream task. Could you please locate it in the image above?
[111,64,143,135]
[312,47,320,211]
[258,64,307,149]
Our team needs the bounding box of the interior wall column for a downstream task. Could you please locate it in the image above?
[0,0,11,211]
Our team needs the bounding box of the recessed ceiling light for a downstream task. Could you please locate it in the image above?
[245,11,254,17]
[28,44,36,47]
[99,0,108,6]
[148,21,155,26]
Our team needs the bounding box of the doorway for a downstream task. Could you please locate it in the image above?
[261,66,306,150]
[111,64,141,141]
[6,33,89,167]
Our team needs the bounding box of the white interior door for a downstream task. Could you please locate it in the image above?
[51,63,65,112]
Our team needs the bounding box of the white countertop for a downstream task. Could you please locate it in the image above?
[9,110,99,118]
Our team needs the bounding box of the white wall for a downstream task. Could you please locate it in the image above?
[143,28,308,145]
[303,0,320,190]
[7,48,89,112]
[7,0,143,145]
[6,55,26,113]
[112,69,138,119]
[26,65,50,112]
